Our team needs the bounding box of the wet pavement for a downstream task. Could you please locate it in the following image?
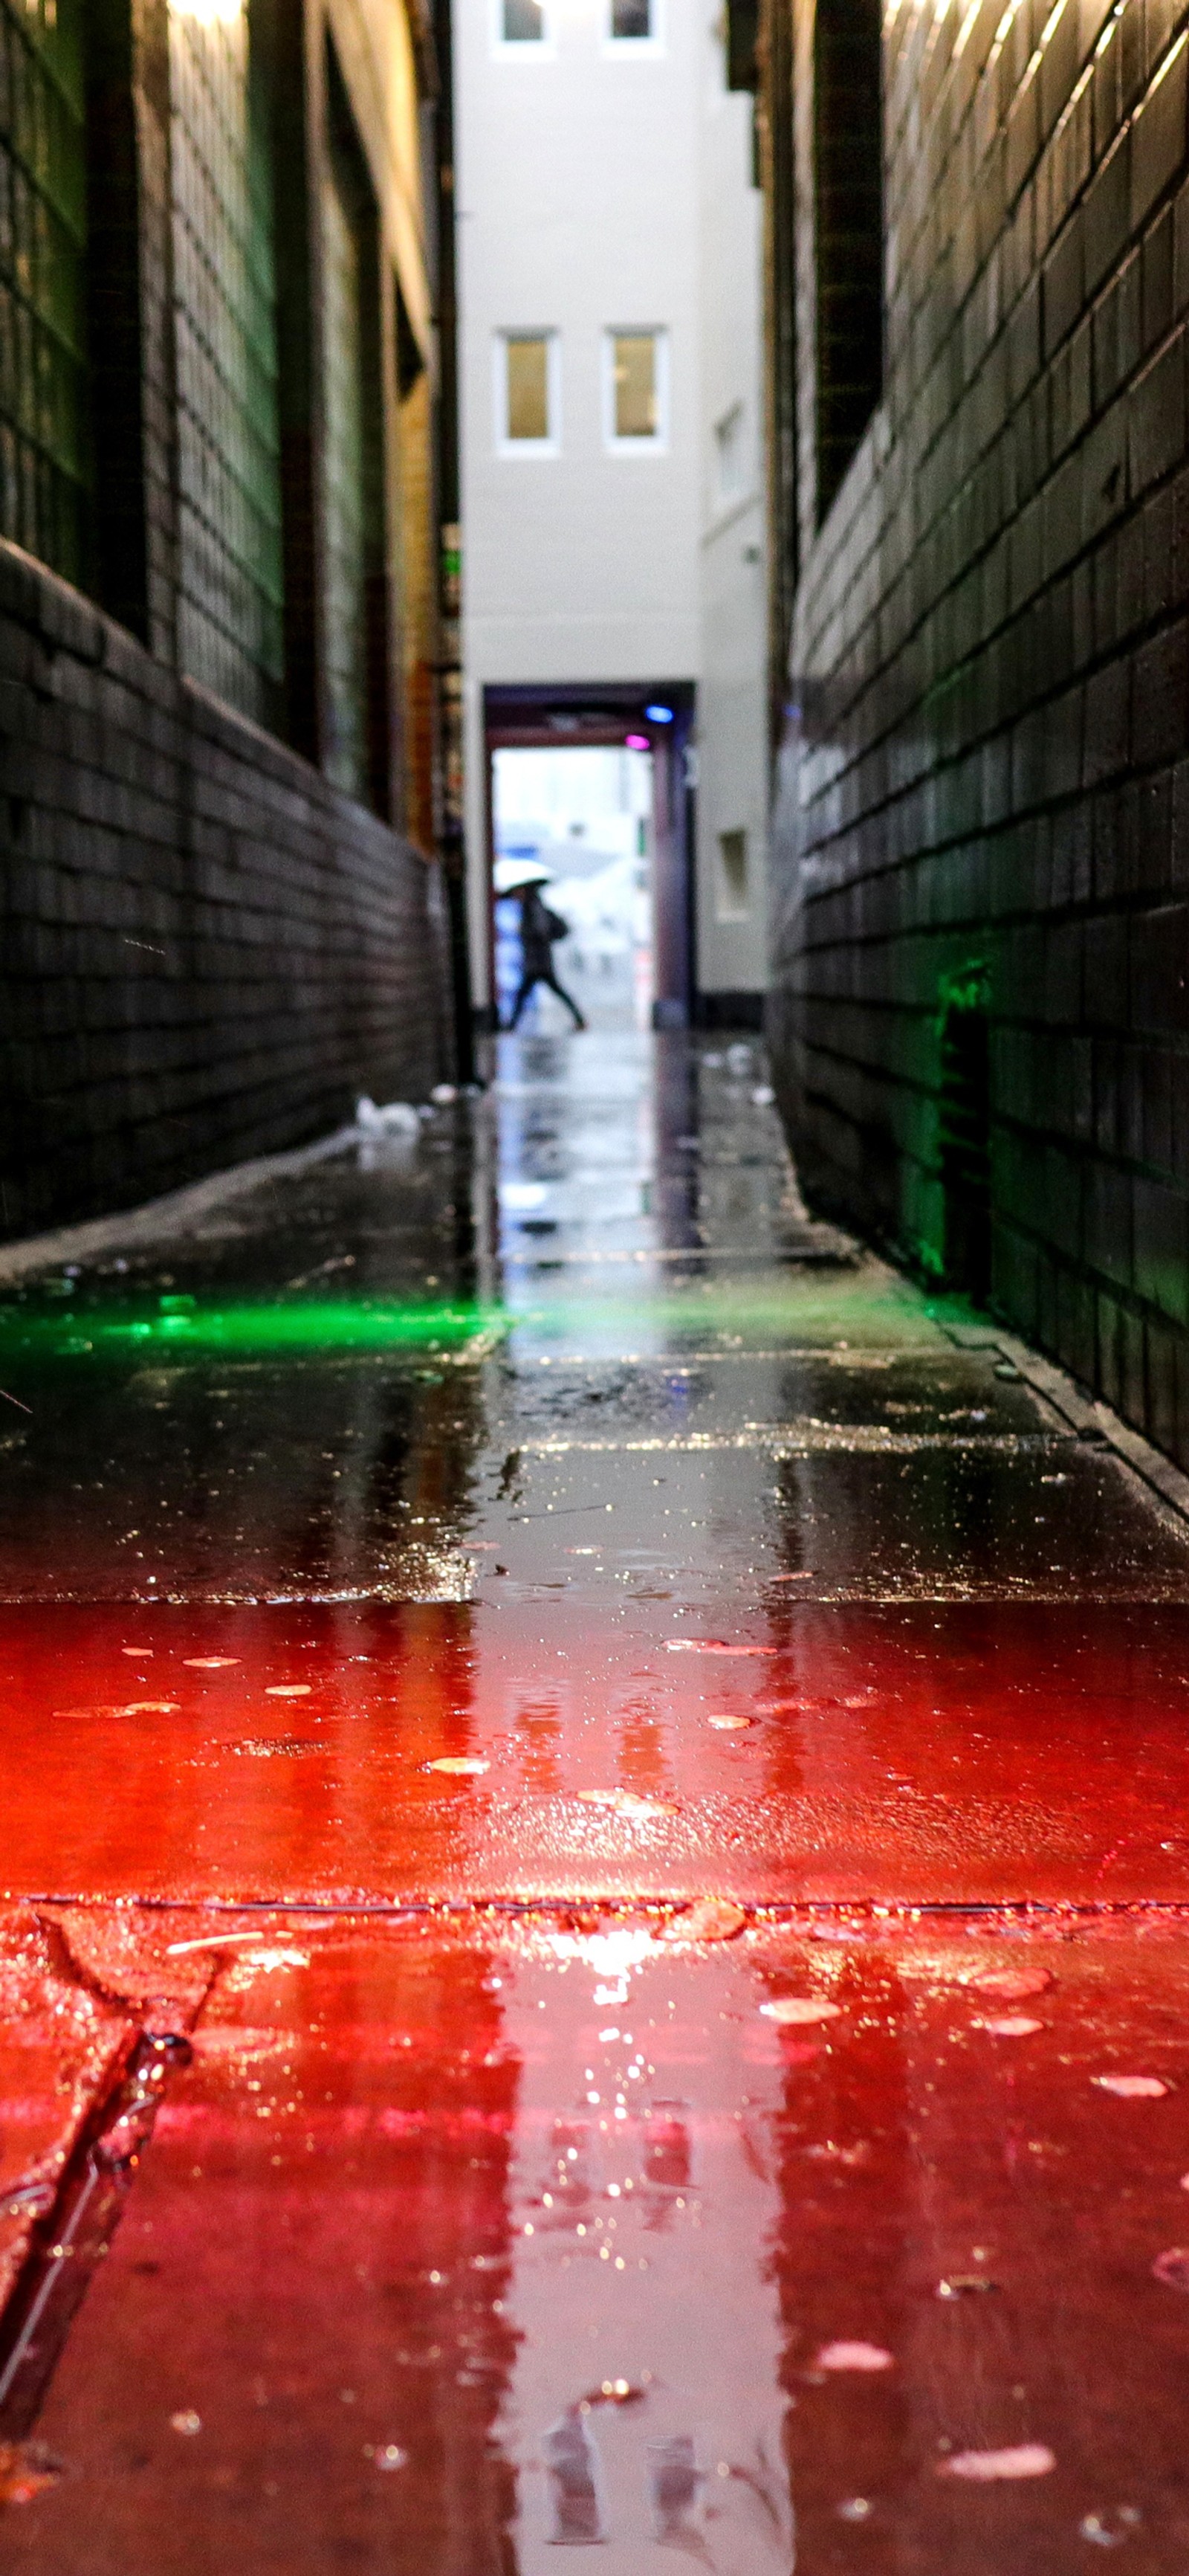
[0,1031,1188,2566]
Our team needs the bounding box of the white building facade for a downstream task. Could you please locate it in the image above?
[455,0,768,1021]
[696,43,770,1011]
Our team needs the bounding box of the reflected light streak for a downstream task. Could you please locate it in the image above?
[170,0,242,23]
[542,1927,658,2005]
[0,1298,505,1360]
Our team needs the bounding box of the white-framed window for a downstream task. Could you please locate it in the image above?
[604,0,663,48]
[714,401,746,501]
[716,828,750,921]
[494,0,552,49]
[603,329,667,450]
[496,331,560,453]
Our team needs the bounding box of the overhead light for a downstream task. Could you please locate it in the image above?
[644,704,674,723]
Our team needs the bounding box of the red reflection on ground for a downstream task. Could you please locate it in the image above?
[2,1601,1189,1907]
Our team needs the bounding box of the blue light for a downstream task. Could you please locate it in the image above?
[644,703,674,723]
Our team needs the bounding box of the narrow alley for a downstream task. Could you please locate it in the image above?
[0,1033,1186,2568]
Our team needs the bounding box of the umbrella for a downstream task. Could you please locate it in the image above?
[494,855,552,894]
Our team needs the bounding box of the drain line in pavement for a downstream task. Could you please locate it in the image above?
[11,1894,1189,1927]
[0,2030,194,2440]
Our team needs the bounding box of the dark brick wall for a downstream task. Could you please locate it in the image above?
[767,0,1189,1467]
[0,540,451,1241]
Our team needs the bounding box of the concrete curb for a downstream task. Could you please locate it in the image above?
[939,1318,1189,1531]
[0,1125,361,1286]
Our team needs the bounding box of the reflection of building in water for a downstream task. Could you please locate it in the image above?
[544,2406,609,2545]
[641,2099,692,2194]
[510,1685,570,1797]
[499,1933,793,2573]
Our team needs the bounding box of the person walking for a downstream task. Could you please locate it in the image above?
[506,878,587,1030]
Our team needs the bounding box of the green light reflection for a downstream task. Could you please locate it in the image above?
[0,1299,508,1360]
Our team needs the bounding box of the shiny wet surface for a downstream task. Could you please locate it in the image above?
[0,1032,1188,2566]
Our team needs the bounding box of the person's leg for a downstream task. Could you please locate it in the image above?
[507,972,538,1029]
[545,966,587,1030]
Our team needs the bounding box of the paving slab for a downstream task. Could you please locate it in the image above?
[0,1598,1188,1905]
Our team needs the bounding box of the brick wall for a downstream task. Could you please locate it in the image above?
[767,0,1189,1466]
[0,540,451,1241]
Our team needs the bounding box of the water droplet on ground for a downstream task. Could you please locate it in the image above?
[814,2342,892,2373]
[939,2444,1055,2480]
[760,1996,841,2024]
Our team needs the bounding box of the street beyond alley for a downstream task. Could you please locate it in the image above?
[0,1033,1186,2570]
